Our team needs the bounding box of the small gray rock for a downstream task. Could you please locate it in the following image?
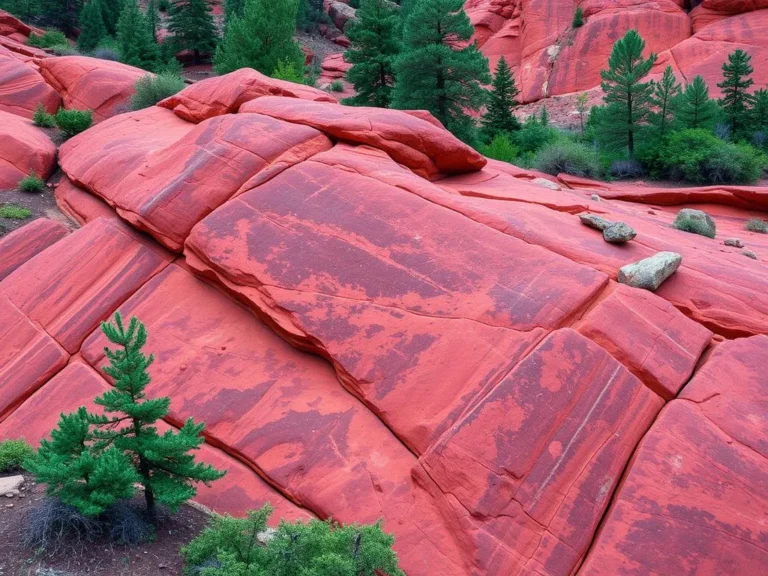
[603,222,637,243]
[673,208,716,238]
[590,194,601,202]
[742,249,758,260]
[531,177,561,191]
[618,251,682,291]
[0,475,23,497]
[579,213,614,231]
[724,238,744,248]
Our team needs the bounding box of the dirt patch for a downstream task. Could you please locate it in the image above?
[0,182,72,238]
[0,474,211,576]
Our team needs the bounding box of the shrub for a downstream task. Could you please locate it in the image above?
[534,140,602,178]
[50,44,79,56]
[511,119,559,154]
[746,219,768,233]
[572,7,584,28]
[673,210,716,239]
[270,59,305,84]
[659,129,762,184]
[131,73,186,110]
[182,504,405,576]
[55,108,93,139]
[752,131,767,151]
[27,30,68,48]
[22,498,102,551]
[330,79,344,92]
[0,204,32,219]
[32,103,56,128]
[478,134,520,163]
[0,439,34,472]
[713,121,732,141]
[609,158,645,180]
[92,47,121,61]
[18,172,46,193]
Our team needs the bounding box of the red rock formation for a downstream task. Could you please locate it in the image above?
[0,110,57,189]
[0,218,68,281]
[38,56,149,122]
[0,52,60,118]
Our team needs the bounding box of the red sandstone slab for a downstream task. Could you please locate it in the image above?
[420,328,663,576]
[158,68,336,123]
[0,218,172,353]
[54,175,117,225]
[0,52,60,119]
[579,400,768,575]
[575,282,712,399]
[185,150,607,451]
[0,218,68,281]
[66,112,331,251]
[0,294,68,422]
[58,107,194,198]
[679,335,768,457]
[80,264,471,575]
[38,56,149,122]
[239,96,487,177]
[0,110,57,189]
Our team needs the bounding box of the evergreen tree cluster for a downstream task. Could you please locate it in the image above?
[26,312,224,520]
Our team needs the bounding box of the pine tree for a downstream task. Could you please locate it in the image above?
[98,0,121,36]
[117,0,160,71]
[343,0,401,108]
[392,0,490,141]
[223,0,243,24]
[146,0,158,38]
[481,56,521,140]
[89,313,225,519]
[676,75,718,130]
[39,0,82,34]
[718,49,755,136]
[540,104,549,126]
[650,65,682,136]
[78,0,107,52]
[598,29,657,155]
[167,0,218,64]
[26,408,140,517]
[214,0,304,76]
[576,92,589,139]
[751,87,768,132]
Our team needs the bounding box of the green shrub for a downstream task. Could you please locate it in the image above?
[18,173,45,193]
[32,103,56,128]
[270,59,305,84]
[478,134,520,163]
[534,140,602,178]
[0,204,32,219]
[55,108,93,139]
[330,80,344,92]
[572,6,584,28]
[0,439,34,472]
[511,119,559,154]
[27,30,68,49]
[50,44,79,56]
[182,504,405,576]
[672,210,716,239]
[746,219,768,234]
[658,129,763,184]
[131,73,186,110]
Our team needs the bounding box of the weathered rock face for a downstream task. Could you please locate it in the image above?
[38,56,149,122]
[468,0,768,102]
[0,52,60,119]
[0,110,57,189]
[2,55,768,576]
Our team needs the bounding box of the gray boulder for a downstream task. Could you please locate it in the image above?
[603,222,637,244]
[742,249,758,260]
[579,213,613,231]
[618,252,682,291]
[673,208,716,239]
[724,238,744,248]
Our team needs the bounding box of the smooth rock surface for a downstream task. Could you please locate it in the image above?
[618,251,682,291]
[0,52,60,119]
[0,110,57,189]
[0,218,69,281]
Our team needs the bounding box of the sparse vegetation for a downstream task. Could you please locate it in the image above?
[182,504,405,576]
[0,204,32,219]
[479,134,519,163]
[673,210,717,239]
[54,108,93,139]
[18,172,46,193]
[534,140,602,178]
[329,79,344,92]
[0,438,34,472]
[27,30,68,49]
[572,6,584,28]
[32,103,56,128]
[131,72,186,110]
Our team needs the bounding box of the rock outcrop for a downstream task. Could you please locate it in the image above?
[1,24,767,576]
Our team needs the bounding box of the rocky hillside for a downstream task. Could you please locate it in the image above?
[1,7,768,576]
[467,0,768,102]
